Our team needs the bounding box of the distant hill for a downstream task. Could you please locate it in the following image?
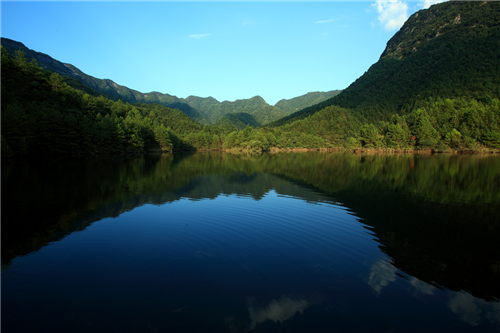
[271,1,500,127]
[274,90,342,114]
[184,95,291,126]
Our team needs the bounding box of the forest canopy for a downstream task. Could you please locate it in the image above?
[2,47,500,158]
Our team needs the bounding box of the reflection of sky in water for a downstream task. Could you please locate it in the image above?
[367,258,397,293]
[409,276,436,295]
[367,258,500,328]
[247,296,311,331]
[448,292,500,327]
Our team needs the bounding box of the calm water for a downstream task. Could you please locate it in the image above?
[2,152,500,332]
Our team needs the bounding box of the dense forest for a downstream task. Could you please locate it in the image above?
[2,1,500,157]
[1,48,331,156]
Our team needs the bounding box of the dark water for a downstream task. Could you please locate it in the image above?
[2,152,500,332]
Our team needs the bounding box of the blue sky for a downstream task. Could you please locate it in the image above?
[1,1,444,105]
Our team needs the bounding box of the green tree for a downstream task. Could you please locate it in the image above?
[445,129,462,148]
[358,124,384,148]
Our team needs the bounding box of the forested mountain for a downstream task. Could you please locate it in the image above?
[1,48,329,157]
[0,48,225,156]
[0,38,210,125]
[1,38,303,126]
[272,1,500,126]
[202,96,288,125]
[262,1,500,151]
[214,113,261,129]
[274,90,342,114]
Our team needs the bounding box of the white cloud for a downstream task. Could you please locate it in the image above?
[316,18,336,24]
[418,0,447,10]
[373,0,409,31]
[189,34,211,39]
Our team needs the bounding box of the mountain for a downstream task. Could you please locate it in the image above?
[214,113,261,129]
[1,46,216,156]
[1,38,305,126]
[271,1,500,127]
[274,90,342,114]
[214,96,288,125]
[0,38,203,124]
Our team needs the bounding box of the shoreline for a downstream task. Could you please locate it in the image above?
[3,147,499,159]
[217,147,500,155]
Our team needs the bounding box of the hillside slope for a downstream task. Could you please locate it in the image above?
[274,90,342,114]
[271,1,500,127]
[0,47,212,156]
[214,113,261,129]
[1,38,210,125]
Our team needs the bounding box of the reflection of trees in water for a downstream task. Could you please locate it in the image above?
[2,152,500,302]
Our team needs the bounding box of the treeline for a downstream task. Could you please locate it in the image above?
[0,48,236,157]
[2,46,500,157]
[276,98,500,150]
[354,97,500,150]
[0,48,329,156]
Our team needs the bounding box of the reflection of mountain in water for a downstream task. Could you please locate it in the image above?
[2,152,500,302]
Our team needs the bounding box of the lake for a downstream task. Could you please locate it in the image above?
[2,152,500,332]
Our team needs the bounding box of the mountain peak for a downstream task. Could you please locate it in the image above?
[380,1,499,60]
[249,95,266,103]
[1,37,28,50]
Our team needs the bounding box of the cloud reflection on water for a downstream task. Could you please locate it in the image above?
[247,296,310,331]
[448,292,483,326]
[409,276,435,295]
[367,259,397,293]
[448,291,500,327]
[367,259,500,327]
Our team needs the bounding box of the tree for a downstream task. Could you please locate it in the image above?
[358,124,384,148]
[385,123,409,148]
[49,73,66,93]
[445,128,462,148]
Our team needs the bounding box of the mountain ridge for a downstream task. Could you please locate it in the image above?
[0,37,340,127]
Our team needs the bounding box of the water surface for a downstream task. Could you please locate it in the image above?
[2,152,500,332]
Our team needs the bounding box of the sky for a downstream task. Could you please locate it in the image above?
[1,1,445,105]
